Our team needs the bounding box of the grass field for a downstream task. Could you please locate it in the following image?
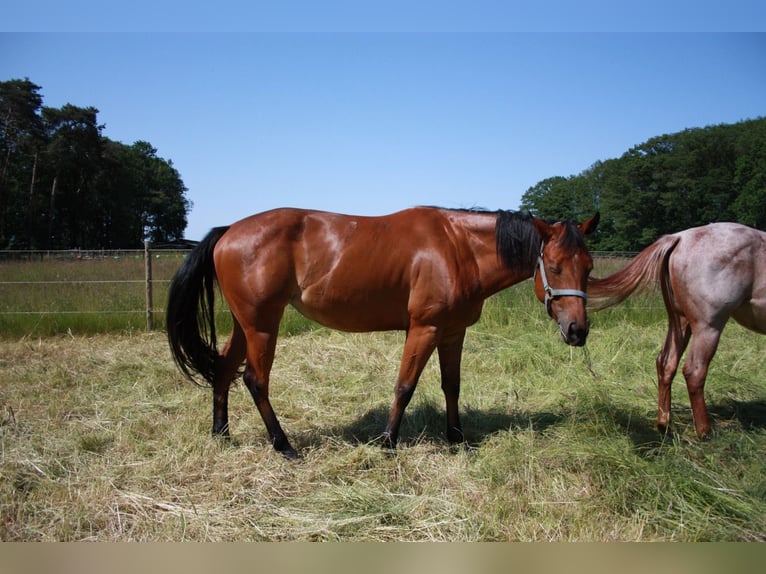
[0,254,310,337]
[1,257,765,540]
[0,253,185,337]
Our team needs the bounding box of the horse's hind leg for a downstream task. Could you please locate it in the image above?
[243,346,297,458]
[212,318,247,437]
[241,306,297,458]
[655,315,690,435]
[682,325,723,438]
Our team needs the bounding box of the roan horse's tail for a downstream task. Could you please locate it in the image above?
[166,226,230,386]
[587,234,682,311]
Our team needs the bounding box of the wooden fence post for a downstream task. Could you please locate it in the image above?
[144,240,153,331]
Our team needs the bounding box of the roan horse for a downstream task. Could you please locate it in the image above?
[588,222,766,438]
[167,207,600,457]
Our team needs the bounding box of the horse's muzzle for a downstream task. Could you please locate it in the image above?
[560,319,589,347]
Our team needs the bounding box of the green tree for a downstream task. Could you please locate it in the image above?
[40,104,103,248]
[0,78,45,248]
[520,118,766,251]
[129,141,189,245]
[520,173,599,221]
[0,78,192,249]
[731,119,766,228]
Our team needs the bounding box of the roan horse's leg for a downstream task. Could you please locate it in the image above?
[382,323,440,449]
[438,330,466,444]
[655,315,691,435]
[212,319,247,437]
[681,325,723,438]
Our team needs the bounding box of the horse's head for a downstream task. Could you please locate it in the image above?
[532,213,599,346]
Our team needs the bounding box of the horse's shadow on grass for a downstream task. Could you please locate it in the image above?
[592,398,766,455]
[320,402,565,450]
[309,397,766,454]
[708,398,766,431]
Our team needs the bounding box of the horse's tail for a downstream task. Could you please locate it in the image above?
[587,234,681,311]
[166,226,230,386]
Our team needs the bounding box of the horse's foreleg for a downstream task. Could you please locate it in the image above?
[438,330,466,444]
[655,316,690,435]
[382,324,439,449]
[682,326,722,438]
[212,319,247,437]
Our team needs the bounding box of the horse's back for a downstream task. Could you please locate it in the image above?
[671,222,765,281]
[669,222,766,332]
[211,207,459,331]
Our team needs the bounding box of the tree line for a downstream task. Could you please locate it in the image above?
[4,77,763,252]
[520,117,766,251]
[0,78,190,250]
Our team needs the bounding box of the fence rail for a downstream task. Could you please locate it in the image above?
[0,249,146,262]
[0,243,191,332]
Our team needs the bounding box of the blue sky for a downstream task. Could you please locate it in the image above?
[2,5,765,240]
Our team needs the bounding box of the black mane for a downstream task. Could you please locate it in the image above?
[423,206,586,273]
[496,211,588,272]
[495,210,541,272]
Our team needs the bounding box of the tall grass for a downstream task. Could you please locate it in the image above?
[0,255,170,336]
[1,256,765,540]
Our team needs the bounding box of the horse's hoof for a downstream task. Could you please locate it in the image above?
[280,448,300,460]
[696,429,712,441]
[446,427,464,444]
[273,439,300,460]
[380,432,398,452]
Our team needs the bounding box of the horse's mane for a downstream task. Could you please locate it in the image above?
[494,210,541,272]
[424,206,586,273]
[496,211,588,272]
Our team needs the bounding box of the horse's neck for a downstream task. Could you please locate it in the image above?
[457,213,534,296]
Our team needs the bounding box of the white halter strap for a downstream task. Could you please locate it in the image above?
[535,244,588,316]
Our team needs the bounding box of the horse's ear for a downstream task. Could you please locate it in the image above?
[532,216,553,242]
[579,212,600,236]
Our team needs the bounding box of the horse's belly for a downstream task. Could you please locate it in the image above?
[731,298,766,335]
[289,295,409,332]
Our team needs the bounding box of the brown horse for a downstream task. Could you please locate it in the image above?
[167,207,599,457]
[588,222,766,438]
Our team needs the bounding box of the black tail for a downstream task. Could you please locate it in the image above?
[166,226,230,385]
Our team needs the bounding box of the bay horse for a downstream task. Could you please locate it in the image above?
[167,207,599,458]
[588,222,766,438]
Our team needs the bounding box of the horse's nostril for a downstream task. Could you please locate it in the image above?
[566,321,588,347]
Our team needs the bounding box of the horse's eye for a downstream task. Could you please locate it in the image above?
[549,266,562,275]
